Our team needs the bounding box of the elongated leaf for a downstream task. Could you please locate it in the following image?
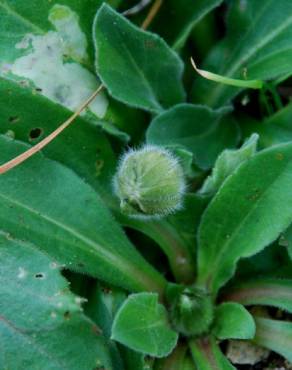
[198,142,292,295]
[0,233,113,370]
[189,337,235,370]
[93,4,185,113]
[151,0,223,49]
[111,293,178,358]
[86,283,127,370]
[0,136,166,294]
[146,104,239,169]
[254,317,292,362]
[154,345,195,370]
[200,134,258,196]
[242,103,292,149]
[223,278,292,314]
[192,0,292,107]
[213,303,255,340]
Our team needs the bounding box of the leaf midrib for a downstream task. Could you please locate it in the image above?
[208,0,292,104]
[199,156,292,292]
[0,192,142,284]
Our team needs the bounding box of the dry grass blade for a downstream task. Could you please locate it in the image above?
[0,84,104,175]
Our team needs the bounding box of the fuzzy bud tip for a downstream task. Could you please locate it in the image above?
[113,145,186,219]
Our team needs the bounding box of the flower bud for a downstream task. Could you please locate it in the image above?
[114,145,186,219]
[169,286,214,337]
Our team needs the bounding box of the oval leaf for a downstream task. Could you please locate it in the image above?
[111,293,178,358]
[146,104,239,169]
[198,142,292,295]
[213,302,255,340]
[93,4,185,113]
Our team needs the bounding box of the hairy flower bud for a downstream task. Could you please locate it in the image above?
[169,286,214,337]
[114,145,186,219]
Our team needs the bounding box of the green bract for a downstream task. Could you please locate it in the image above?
[1,1,292,369]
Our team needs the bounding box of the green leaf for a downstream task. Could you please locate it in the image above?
[189,337,236,370]
[242,103,292,149]
[192,59,263,89]
[0,1,112,121]
[0,76,116,195]
[117,194,207,284]
[192,0,292,107]
[213,302,255,340]
[0,136,166,294]
[0,233,112,370]
[0,0,114,66]
[85,283,127,370]
[199,134,259,196]
[93,4,185,113]
[198,142,292,295]
[86,283,126,339]
[281,223,292,261]
[223,278,292,314]
[154,345,195,370]
[146,104,240,169]
[119,348,145,370]
[151,0,223,50]
[111,293,178,358]
[254,317,292,362]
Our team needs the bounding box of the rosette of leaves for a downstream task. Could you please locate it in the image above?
[1,1,292,369]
